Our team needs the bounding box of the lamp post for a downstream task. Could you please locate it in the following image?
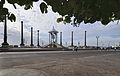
[78,41,80,47]
[65,42,67,47]
[96,36,100,49]
[41,40,44,46]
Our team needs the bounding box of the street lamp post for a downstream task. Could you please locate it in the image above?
[96,36,100,49]
[65,42,67,47]
[41,40,44,46]
[78,41,80,47]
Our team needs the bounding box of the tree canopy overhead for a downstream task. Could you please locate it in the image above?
[0,0,120,26]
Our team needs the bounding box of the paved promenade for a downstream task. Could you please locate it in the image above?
[0,50,120,76]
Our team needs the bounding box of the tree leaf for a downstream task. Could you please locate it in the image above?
[24,4,32,10]
[57,17,63,23]
[8,13,16,22]
[40,2,48,13]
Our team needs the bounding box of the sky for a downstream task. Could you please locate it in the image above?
[0,0,120,47]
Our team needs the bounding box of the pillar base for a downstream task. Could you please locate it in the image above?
[30,44,34,47]
[60,44,62,46]
[37,46,41,48]
[2,42,9,48]
[20,44,24,48]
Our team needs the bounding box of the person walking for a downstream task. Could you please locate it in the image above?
[114,47,117,51]
[75,46,78,52]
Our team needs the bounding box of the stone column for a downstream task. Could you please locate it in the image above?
[60,32,62,46]
[50,33,52,44]
[55,34,57,43]
[49,33,50,44]
[30,27,34,47]
[2,15,9,47]
[20,21,24,47]
[37,30,40,47]
[71,31,73,46]
[84,31,87,47]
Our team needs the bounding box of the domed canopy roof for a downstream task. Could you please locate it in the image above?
[49,26,58,33]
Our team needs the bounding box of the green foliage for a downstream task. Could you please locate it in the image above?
[8,13,16,22]
[0,0,39,22]
[0,7,8,22]
[40,2,48,13]
[0,0,120,26]
[57,17,63,23]
[42,0,120,26]
[24,4,33,10]
[64,16,71,23]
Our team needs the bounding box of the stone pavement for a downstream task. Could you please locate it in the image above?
[0,50,120,76]
[0,68,49,76]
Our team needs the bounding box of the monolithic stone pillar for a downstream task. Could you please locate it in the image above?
[30,27,34,47]
[60,32,62,46]
[20,21,24,47]
[71,31,73,46]
[55,34,57,43]
[2,15,9,47]
[37,30,40,47]
[84,31,87,47]
[49,33,50,44]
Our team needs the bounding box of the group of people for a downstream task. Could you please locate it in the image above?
[72,46,78,51]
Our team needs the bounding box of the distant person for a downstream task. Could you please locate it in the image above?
[102,47,105,51]
[106,47,109,51]
[114,47,117,51]
[75,46,78,52]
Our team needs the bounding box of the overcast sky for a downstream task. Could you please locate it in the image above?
[0,0,120,47]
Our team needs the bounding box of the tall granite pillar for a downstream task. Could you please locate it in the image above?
[60,32,62,46]
[49,33,50,44]
[71,31,73,46]
[84,31,87,47]
[30,27,34,47]
[37,30,40,47]
[55,34,57,43]
[20,21,24,47]
[2,15,9,47]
